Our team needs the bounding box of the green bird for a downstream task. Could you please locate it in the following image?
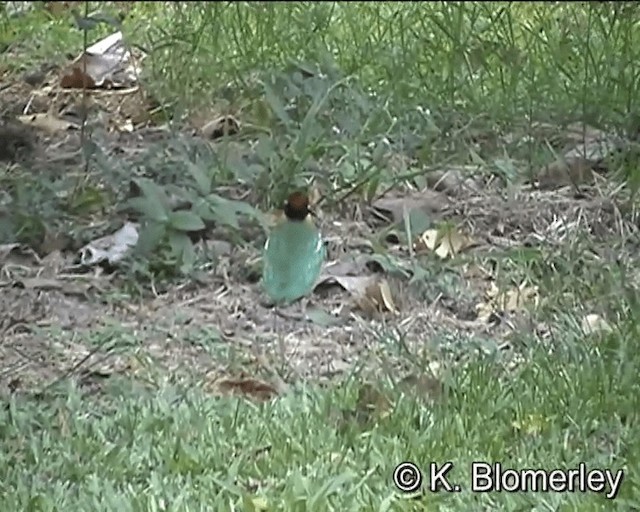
[262,191,325,304]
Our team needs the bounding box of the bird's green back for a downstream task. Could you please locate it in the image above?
[262,220,325,304]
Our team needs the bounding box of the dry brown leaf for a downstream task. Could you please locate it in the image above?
[357,279,397,314]
[371,190,448,224]
[475,301,495,324]
[44,2,75,16]
[415,226,473,259]
[321,256,371,278]
[216,377,279,402]
[61,31,140,89]
[478,280,539,321]
[426,166,483,196]
[0,243,40,267]
[537,157,595,190]
[0,243,21,262]
[201,115,240,140]
[535,122,623,190]
[315,273,377,296]
[16,113,79,134]
[563,126,619,162]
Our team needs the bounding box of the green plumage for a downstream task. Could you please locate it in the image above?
[262,219,325,304]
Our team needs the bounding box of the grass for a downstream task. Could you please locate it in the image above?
[2,320,639,510]
[2,1,640,510]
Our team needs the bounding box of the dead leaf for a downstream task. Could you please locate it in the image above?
[61,31,140,89]
[0,243,40,267]
[44,2,74,16]
[475,301,495,324]
[371,190,448,224]
[356,279,397,314]
[499,282,538,311]
[16,113,79,134]
[216,377,279,402]
[535,122,623,190]
[536,157,595,190]
[581,314,612,336]
[477,280,539,322]
[563,124,620,162]
[0,243,21,262]
[78,222,139,266]
[308,184,323,210]
[426,166,483,196]
[315,273,377,297]
[321,255,372,277]
[201,115,240,140]
[415,225,473,259]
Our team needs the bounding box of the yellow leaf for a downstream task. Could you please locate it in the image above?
[419,229,440,251]
[358,278,398,314]
[251,497,269,511]
[418,225,472,259]
[512,413,548,436]
[475,302,494,323]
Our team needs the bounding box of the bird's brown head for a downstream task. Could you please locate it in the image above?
[283,191,311,221]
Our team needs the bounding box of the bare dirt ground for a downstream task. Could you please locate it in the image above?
[2,52,638,402]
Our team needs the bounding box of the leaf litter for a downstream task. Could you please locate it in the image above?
[2,41,640,402]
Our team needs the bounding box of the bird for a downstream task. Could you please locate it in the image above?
[262,191,325,304]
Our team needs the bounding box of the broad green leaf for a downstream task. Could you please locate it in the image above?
[391,208,432,243]
[169,210,206,232]
[365,175,380,202]
[168,231,191,257]
[127,197,169,223]
[228,198,259,218]
[131,178,171,222]
[253,99,272,126]
[263,80,292,126]
[194,200,218,222]
[254,136,277,163]
[70,186,107,214]
[306,307,342,327]
[71,10,121,30]
[186,161,212,195]
[207,195,240,229]
[135,222,166,256]
[179,237,197,274]
[134,178,171,205]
